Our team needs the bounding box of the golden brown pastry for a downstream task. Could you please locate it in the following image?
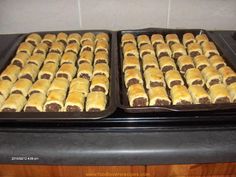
[165,70,184,89]
[28,79,51,96]
[11,52,29,68]
[151,34,165,48]
[171,43,187,59]
[60,52,77,66]
[209,55,226,70]
[95,32,109,42]
[16,42,34,55]
[42,34,56,47]
[165,34,180,46]
[139,44,155,58]
[177,55,195,74]
[95,40,109,54]
[182,33,196,47]
[86,92,107,112]
[201,66,222,88]
[64,91,85,112]
[159,56,177,73]
[156,43,172,58]
[144,68,165,89]
[209,84,231,104]
[148,86,171,106]
[0,80,13,99]
[0,95,4,109]
[193,55,210,71]
[81,32,95,44]
[65,43,80,55]
[90,75,109,95]
[123,43,139,58]
[137,35,151,48]
[227,83,236,103]
[10,79,32,97]
[56,63,77,81]
[121,33,137,47]
[44,89,66,112]
[33,43,49,56]
[18,64,39,82]
[142,54,159,71]
[24,93,46,112]
[188,85,211,104]
[1,94,26,112]
[56,32,68,46]
[127,83,148,107]
[196,34,209,45]
[69,78,90,96]
[44,53,61,66]
[123,56,140,72]
[77,63,93,80]
[78,51,94,65]
[81,40,95,53]
[170,85,192,105]
[27,54,45,68]
[25,33,42,47]
[38,63,58,81]
[94,51,109,65]
[202,41,219,58]
[49,42,65,55]
[185,68,204,86]
[93,63,109,78]
[47,77,69,94]
[187,43,203,58]
[124,68,143,88]
[68,33,81,45]
[218,66,236,86]
[0,64,21,83]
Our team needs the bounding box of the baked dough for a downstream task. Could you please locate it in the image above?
[144,68,165,89]
[123,43,139,58]
[28,79,51,96]
[0,80,13,99]
[182,33,195,47]
[65,43,80,54]
[56,63,77,81]
[81,32,95,44]
[1,94,26,112]
[0,64,21,83]
[209,84,231,104]
[159,56,177,73]
[27,54,45,68]
[95,40,109,54]
[77,63,93,80]
[124,68,143,88]
[202,41,219,58]
[188,85,211,104]
[123,56,140,72]
[16,42,34,55]
[64,91,85,112]
[165,34,180,46]
[218,66,236,86]
[94,51,109,65]
[24,93,46,112]
[81,40,95,53]
[170,85,192,105]
[10,78,32,97]
[44,53,61,66]
[56,32,68,47]
[68,33,81,45]
[139,44,155,58]
[86,92,107,112]
[78,51,94,65]
[209,55,226,70]
[171,43,187,59]
[187,43,203,58]
[151,34,165,48]
[148,86,171,106]
[193,55,210,71]
[33,43,49,56]
[69,78,89,96]
[95,32,109,42]
[142,54,159,71]
[90,75,109,95]
[93,63,109,78]
[11,52,29,68]
[195,34,209,45]
[38,63,58,81]
[227,82,236,103]
[177,55,195,74]
[127,83,148,107]
[47,77,69,94]
[201,66,222,88]
[137,35,151,48]
[60,52,77,65]
[49,42,65,55]
[165,70,184,89]
[18,64,39,82]
[44,89,66,112]
[25,33,42,47]
[185,68,204,86]
[42,34,56,47]
[156,43,172,58]
[0,95,4,109]
[121,33,137,47]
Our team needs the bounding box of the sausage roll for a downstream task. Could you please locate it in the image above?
[64,91,85,112]
[27,54,45,68]
[209,55,226,70]
[0,80,13,99]
[123,43,139,58]
[18,64,39,82]
[151,34,165,48]
[156,43,172,58]
[139,44,155,58]
[124,68,143,88]
[77,63,93,80]
[1,94,26,112]
[11,52,29,68]
[44,89,66,112]
[38,63,58,81]
[56,32,68,47]
[56,63,77,81]
[44,53,61,66]
[81,32,95,44]
[0,95,4,109]
[81,40,95,53]
[177,55,195,74]
[60,52,77,65]
[0,64,21,82]
[10,79,32,97]
[185,68,204,86]
[49,42,65,55]
[201,66,222,88]
[137,35,151,48]
[170,85,192,105]
[78,51,94,65]
[218,66,236,86]
[24,93,46,112]
[42,34,56,47]
[95,32,109,42]
[94,51,109,65]
[90,75,109,95]
[227,83,236,103]
[69,78,89,96]
[187,43,203,58]
[144,68,165,89]
[16,42,34,55]
[193,55,210,71]
[33,43,49,56]
[196,34,209,45]
[25,33,42,47]
[165,34,180,46]
[28,79,51,96]
[86,92,107,112]
[121,33,137,47]
[165,70,184,89]
[93,63,109,78]
[123,56,140,72]
[202,41,220,58]
[127,83,148,107]
[171,43,187,59]
[148,86,171,106]
[65,43,80,55]
[159,56,177,73]
[209,84,231,104]
[68,33,81,45]
[182,33,195,47]
[95,40,109,54]
[47,77,69,94]
[142,54,159,71]
[188,85,211,104]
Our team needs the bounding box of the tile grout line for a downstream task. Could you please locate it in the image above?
[77,0,82,29]
[167,0,171,28]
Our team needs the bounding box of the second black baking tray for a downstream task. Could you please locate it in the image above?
[0,30,117,120]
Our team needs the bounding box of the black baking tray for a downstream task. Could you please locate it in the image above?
[0,30,117,120]
[117,28,236,113]
[216,31,236,56]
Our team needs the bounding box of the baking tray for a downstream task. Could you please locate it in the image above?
[0,30,116,120]
[117,28,236,113]
[216,31,236,56]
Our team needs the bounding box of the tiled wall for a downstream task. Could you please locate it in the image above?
[0,0,235,34]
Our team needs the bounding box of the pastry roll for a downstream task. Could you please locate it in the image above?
[27,54,45,68]
[42,34,56,47]
[49,42,65,55]
[95,32,109,42]
[60,52,77,65]
[171,43,187,59]
[209,55,226,70]
[227,83,236,103]
[188,85,211,104]
[142,54,159,71]
[185,68,204,86]
[148,87,171,106]
[123,56,140,72]
[93,63,109,78]
[137,35,151,48]
[44,53,61,66]
[81,40,95,53]
[24,93,46,112]
[144,68,165,89]
[171,85,192,105]
[139,44,155,58]
[90,75,109,95]
[123,43,139,58]
[0,80,13,99]
[202,41,219,58]
[94,51,109,65]
[121,33,137,47]
[81,32,95,44]
[209,84,231,104]
[0,64,21,82]
[127,83,148,107]
[1,94,26,112]
[68,33,81,45]
[44,89,66,112]
[56,63,77,81]
[10,79,32,97]
[25,33,42,47]
[77,63,93,80]
[28,79,51,96]
[182,33,195,47]
[165,34,180,46]
[38,63,58,81]
[64,91,85,112]
[165,70,184,89]
[201,66,222,88]
[70,78,89,96]
[124,68,143,88]
[0,95,4,109]
[11,52,29,68]
[156,43,172,58]
[151,34,165,48]
[218,66,236,86]
[86,92,107,112]
[33,43,49,56]
[78,51,94,65]
[159,56,177,73]
[177,55,195,74]
[47,77,69,94]
[56,32,68,47]
[16,42,34,55]
[187,43,202,58]
[65,43,80,55]
[193,55,210,71]
[196,34,209,45]
[95,40,109,54]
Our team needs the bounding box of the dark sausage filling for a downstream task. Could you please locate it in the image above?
[199,97,211,104]
[92,86,105,93]
[41,74,51,80]
[88,108,101,112]
[192,80,203,85]
[173,52,183,59]
[1,108,16,112]
[198,64,207,71]
[170,80,182,88]
[150,81,164,87]
[12,60,23,68]
[215,97,230,104]
[181,64,194,73]
[176,100,191,105]
[158,52,169,58]
[190,51,201,58]
[66,106,81,112]
[226,76,236,85]
[79,74,90,80]
[24,106,40,112]
[155,99,170,106]
[45,103,61,112]
[57,73,69,79]
[127,78,139,87]
[20,74,33,82]
[133,97,147,107]
[162,66,174,73]
[1,76,11,81]
[12,90,22,95]
[209,79,220,86]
